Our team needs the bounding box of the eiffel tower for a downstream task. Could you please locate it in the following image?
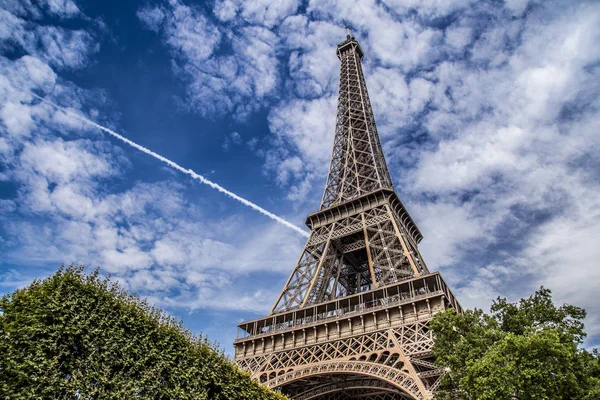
[233,33,462,400]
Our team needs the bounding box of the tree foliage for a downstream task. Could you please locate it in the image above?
[431,287,600,400]
[0,266,287,400]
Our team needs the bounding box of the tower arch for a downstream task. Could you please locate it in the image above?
[266,361,422,399]
[284,375,415,400]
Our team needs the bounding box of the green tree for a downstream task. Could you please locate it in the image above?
[0,265,287,400]
[431,288,600,400]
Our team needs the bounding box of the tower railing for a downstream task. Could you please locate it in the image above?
[235,272,461,341]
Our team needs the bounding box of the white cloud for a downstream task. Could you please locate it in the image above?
[163,2,221,63]
[411,3,600,196]
[2,0,80,20]
[0,11,97,70]
[503,0,543,17]
[137,6,165,32]
[280,18,343,97]
[445,26,473,49]
[20,138,112,185]
[522,191,600,337]
[382,0,475,17]
[268,96,336,169]
[1,100,36,137]
[308,0,441,70]
[366,68,434,136]
[414,202,485,269]
[44,0,81,18]
[265,95,336,201]
[138,1,282,119]
[213,0,238,22]
[3,160,304,307]
[214,0,299,27]
[230,26,279,99]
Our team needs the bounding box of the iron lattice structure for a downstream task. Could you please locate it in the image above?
[234,35,462,400]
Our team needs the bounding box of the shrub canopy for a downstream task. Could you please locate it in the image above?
[0,266,286,400]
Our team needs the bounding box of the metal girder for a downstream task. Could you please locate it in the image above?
[271,204,429,313]
[267,360,422,399]
[236,320,447,399]
[233,34,462,400]
[321,35,393,209]
[294,377,412,400]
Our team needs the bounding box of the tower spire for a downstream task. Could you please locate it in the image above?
[321,35,393,209]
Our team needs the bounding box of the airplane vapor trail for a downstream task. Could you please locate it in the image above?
[29,92,310,238]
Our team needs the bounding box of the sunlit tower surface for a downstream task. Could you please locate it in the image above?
[233,34,462,400]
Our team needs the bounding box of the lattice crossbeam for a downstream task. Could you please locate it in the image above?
[234,34,461,400]
[321,36,393,209]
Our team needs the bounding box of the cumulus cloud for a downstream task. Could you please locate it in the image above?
[4,180,303,311]
[309,0,442,70]
[2,0,81,20]
[214,0,299,28]
[265,95,336,202]
[367,68,435,135]
[0,6,98,70]
[137,1,281,119]
[381,0,476,18]
[137,6,165,32]
[4,134,304,309]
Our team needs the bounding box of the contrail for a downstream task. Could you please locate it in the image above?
[28,92,310,238]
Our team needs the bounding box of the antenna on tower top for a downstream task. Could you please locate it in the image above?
[345,25,352,38]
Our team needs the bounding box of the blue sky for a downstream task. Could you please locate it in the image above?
[1,0,599,353]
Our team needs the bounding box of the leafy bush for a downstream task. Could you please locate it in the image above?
[431,288,600,400]
[0,266,287,400]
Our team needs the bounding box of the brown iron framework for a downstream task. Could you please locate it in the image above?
[234,34,461,400]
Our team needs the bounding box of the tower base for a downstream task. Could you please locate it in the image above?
[234,273,461,399]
